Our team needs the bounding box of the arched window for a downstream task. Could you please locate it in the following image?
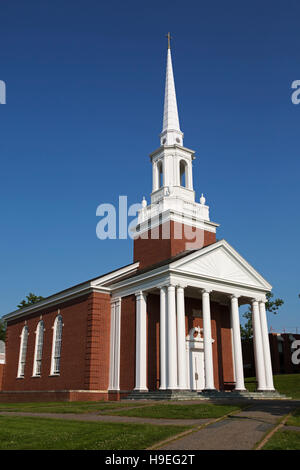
[157,161,163,188]
[180,160,187,187]
[17,325,29,378]
[51,315,63,375]
[33,320,44,377]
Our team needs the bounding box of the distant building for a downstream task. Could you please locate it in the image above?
[243,333,300,377]
[0,340,5,390]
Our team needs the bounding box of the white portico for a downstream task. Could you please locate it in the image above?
[107,239,275,394]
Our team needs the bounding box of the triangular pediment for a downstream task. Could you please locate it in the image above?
[171,240,271,290]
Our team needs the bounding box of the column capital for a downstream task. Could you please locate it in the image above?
[229,294,240,300]
[135,291,148,300]
[166,284,176,290]
[251,298,259,306]
[201,289,212,295]
[176,284,186,291]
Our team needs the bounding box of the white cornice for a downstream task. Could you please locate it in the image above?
[149,144,195,160]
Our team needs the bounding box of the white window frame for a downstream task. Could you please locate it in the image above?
[17,325,29,378]
[50,314,63,376]
[32,320,44,377]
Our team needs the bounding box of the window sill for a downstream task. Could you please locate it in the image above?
[49,374,60,377]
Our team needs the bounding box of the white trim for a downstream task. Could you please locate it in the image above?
[50,314,63,376]
[17,325,29,378]
[171,240,272,290]
[32,320,44,377]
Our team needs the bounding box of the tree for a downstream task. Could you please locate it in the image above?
[240,292,284,341]
[17,292,44,309]
[0,318,6,342]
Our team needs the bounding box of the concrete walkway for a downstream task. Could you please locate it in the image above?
[160,400,299,450]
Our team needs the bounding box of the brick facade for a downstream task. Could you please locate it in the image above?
[134,220,216,269]
[0,364,4,390]
[1,287,235,401]
[0,292,111,402]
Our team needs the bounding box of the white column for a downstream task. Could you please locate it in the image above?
[202,290,215,390]
[108,298,122,391]
[167,285,178,389]
[134,291,148,391]
[230,295,246,391]
[108,301,116,390]
[177,285,187,390]
[159,287,167,390]
[114,298,121,390]
[252,299,267,391]
[259,301,275,390]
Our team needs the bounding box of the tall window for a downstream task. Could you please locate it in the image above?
[180,160,187,187]
[17,325,29,378]
[33,320,44,377]
[51,315,63,375]
[157,161,163,188]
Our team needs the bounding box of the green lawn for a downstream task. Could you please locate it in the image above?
[245,373,300,399]
[0,401,138,414]
[286,408,300,427]
[262,430,300,450]
[0,416,188,450]
[104,403,242,419]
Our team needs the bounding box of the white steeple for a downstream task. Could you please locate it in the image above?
[160,34,183,146]
[135,37,219,239]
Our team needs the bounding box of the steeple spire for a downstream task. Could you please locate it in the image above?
[160,34,183,146]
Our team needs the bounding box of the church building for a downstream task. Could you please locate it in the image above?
[0,40,276,402]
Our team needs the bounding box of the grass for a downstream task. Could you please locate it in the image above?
[245,373,300,399]
[0,415,188,450]
[286,408,300,427]
[262,430,300,450]
[104,403,242,419]
[0,401,137,414]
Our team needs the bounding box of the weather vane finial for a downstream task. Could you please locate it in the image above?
[166,32,172,49]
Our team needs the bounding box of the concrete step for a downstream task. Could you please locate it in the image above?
[124,389,290,401]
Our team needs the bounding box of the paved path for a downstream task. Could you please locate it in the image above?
[160,400,299,450]
[0,411,211,427]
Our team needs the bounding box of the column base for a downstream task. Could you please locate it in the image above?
[133,388,148,393]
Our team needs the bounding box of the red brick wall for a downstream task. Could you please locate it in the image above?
[119,295,136,392]
[0,364,4,390]
[84,292,111,391]
[147,294,160,391]
[2,292,111,394]
[134,220,216,269]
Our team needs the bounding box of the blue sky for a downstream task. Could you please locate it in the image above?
[0,0,299,331]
